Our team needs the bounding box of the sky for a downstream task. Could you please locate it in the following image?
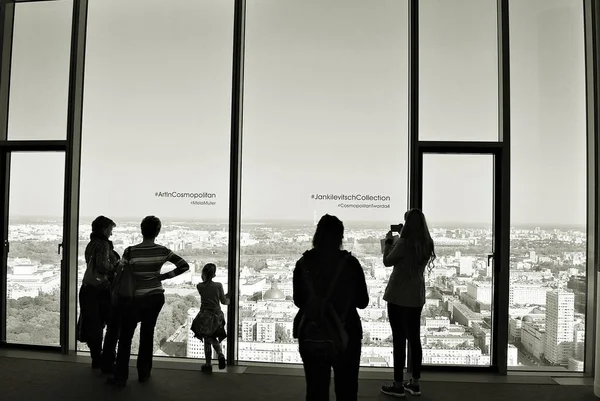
[3,0,588,227]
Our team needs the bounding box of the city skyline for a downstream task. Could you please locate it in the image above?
[5,219,587,371]
[6,214,589,230]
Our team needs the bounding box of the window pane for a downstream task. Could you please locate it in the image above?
[8,1,72,140]
[509,0,586,372]
[422,154,494,367]
[419,0,498,141]
[240,0,408,366]
[6,152,65,346]
[78,0,233,358]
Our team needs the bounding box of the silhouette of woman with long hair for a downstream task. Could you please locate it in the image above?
[380,209,436,398]
[78,216,120,372]
[293,214,369,401]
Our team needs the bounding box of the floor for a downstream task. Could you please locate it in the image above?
[0,350,596,401]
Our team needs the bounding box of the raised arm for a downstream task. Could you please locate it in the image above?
[383,237,405,267]
[158,251,190,281]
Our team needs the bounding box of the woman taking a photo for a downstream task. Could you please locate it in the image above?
[380,209,435,398]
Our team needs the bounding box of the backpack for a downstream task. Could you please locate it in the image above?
[82,243,110,290]
[296,255,349,361]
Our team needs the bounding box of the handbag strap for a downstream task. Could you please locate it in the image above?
[87,243,98,267]
[302,254,349,301]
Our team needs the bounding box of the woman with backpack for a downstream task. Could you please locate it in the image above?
[78,216,121,372]
[293,214,369,401]
[380,209,436,398]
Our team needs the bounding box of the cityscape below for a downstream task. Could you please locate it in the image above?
[5,218,587,371]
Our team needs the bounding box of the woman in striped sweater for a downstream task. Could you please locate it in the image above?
[109,215,190,386]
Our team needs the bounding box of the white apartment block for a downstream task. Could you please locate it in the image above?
[256,321,276,343]
[544,291,575,365]
[467,282,491,304]
[509,285,551,306]
[363,321,392,342]
[521,320,545,359]
[235,342,490,367]
[423,335,474,348]
[424,316,451,329]
[422,347,490,366]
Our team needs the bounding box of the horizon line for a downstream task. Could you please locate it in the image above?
[10,215,587,230]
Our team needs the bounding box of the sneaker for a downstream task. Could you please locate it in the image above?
[381,383,406,398]
[403,380,421,396]
[218,355,227,370]
[201,364,213,374]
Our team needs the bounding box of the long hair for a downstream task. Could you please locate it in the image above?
[400,209,436,275]
[312,214,344,252]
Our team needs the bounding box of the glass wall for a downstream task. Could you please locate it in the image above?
[8,0,72,140]
[6,152,65,346]
[3,2,70,346]
[239,0,408,366]
[508,0,587,371]
[0,0,592,373]
[78,0,234,358]
[419,0,498,141]
[421,155,496,366]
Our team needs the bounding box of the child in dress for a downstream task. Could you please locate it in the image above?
[193,263,230,373]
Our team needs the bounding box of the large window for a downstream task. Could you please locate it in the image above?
[0,0,594,375]
[508,0,587,371]
[78,0,234,358]
[6,152,65,346]
[239,0,408,366]
[4,1,70,346]
[417,0,501,367]
[421,154,496,366]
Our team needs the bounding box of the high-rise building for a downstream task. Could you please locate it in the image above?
[544,291,575,365]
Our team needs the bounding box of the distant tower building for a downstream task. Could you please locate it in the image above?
[186,308,202,359]
[529,250,537,263]
[544,291,575,365]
